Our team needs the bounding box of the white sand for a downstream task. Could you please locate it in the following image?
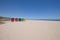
[0,20,60,40]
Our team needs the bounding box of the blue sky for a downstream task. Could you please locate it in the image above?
[0,0,60,19]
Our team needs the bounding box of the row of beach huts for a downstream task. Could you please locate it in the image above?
[0,16,26,22]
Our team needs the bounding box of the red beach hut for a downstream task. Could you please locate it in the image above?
[10,18,14,22]
[15,18,18,22]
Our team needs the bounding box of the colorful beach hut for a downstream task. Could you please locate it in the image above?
[10,18,14,22]
[22,18,26,22]
[19,18,22,22]
[15,18,18,22]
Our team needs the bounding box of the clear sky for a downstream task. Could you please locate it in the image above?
[0,0,60,19]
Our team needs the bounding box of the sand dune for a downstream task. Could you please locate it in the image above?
[0,20,60,40]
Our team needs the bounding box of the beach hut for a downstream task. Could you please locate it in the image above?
[19,18,22,22]
[15,18,18,22]
[10,18,14,22]
[22,18,26,22]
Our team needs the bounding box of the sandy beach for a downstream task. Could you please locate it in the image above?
[0,20,60,40]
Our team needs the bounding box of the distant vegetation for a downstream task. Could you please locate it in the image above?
[0,16,4,24]
[0,16,10,24]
